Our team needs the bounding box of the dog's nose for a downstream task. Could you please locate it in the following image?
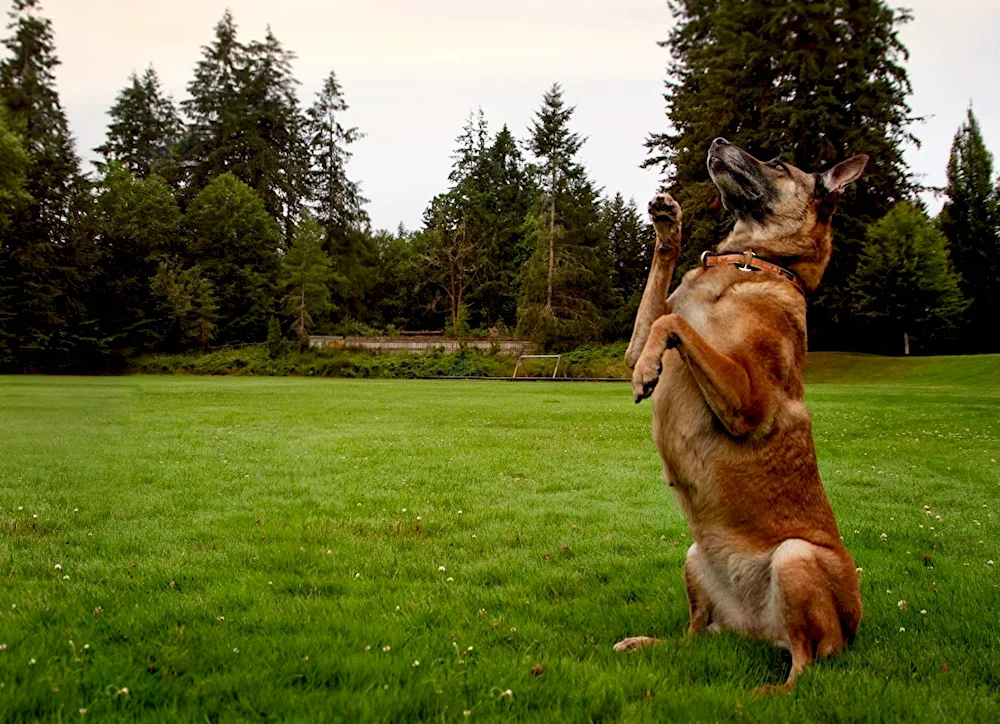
[711,137,730,149]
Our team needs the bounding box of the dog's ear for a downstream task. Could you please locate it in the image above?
[819,155,869,195]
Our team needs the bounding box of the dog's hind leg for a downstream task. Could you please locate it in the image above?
[757,540,850,693]
[625,192,682,369]
[684,544,714,636]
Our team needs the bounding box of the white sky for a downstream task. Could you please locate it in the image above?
[41,0,1000,231]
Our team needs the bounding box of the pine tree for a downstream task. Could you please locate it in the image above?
[151,257,218,349]
[851,203,967,355]
[417,111,498,334]
[0,102,27,231]
[241,28,309,233]
[184,173,282,344]
[92,164,182,357]
[305,70,371,319]
[0,0,93,366]
[603,193,654,339]
[96,66,183,179]
[279,212,334,348]
[647,0,918,348]
[519,84,613,347]
[0,102,29,363]
[938,107,1000,351]
[180,9,243,192]
[466,124,534,329]
[181,13,308,230]
[527,84,585,314]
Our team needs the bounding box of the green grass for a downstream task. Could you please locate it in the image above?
[0,358,998,721]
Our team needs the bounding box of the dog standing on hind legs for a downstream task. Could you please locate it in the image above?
[615,138,868,691]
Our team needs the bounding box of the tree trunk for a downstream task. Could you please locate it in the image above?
[546,167,556,314]
[903,331,910,356]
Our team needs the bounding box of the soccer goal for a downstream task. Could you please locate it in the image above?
[512,354,562,379]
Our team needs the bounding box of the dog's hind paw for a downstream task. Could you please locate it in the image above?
[613,636,660,652]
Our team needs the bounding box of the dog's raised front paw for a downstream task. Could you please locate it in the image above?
[632,356,663,403]
[648,191,680,224]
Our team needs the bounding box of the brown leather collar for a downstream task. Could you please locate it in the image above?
[700,249,807,297]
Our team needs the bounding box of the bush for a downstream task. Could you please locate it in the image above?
[129,344,632,379]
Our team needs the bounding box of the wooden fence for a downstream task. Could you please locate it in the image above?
[308,336,536,356]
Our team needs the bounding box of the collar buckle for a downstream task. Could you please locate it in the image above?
[738,249,756,271]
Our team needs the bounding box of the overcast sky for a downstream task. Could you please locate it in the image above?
[41,0,1000,231]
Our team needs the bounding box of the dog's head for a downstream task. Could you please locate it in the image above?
[707,138,868,291]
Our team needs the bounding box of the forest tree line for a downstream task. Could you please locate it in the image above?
[1,0,999,372]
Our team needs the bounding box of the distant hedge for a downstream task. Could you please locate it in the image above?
[128,343,632,380]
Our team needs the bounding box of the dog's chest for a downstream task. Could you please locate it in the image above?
[650,275,739,487]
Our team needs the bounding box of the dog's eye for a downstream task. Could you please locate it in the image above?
[767,159,787,173]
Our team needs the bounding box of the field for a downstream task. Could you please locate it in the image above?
[1,354,998,722]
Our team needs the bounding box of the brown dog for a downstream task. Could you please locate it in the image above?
[616,138,868,691]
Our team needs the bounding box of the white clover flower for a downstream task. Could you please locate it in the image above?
[54,564,62,571]
[438,566,446,573]
[412,660,420,667]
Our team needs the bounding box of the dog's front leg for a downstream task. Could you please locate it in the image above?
[632,315,783,439]
[624,192,682,369]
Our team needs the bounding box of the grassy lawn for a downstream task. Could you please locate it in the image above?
[1,355,998,721]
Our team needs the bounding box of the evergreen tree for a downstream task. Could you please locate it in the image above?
[527,83,585,315]
[279,212,334,348]
[419,192,481,335]
[365,227,435,331]
[184,173,282,344]
[305,70,372,320]
[0,102,27,231]
[179,9,243,192]
[241,28,309,233]
[467,124,534,329]
[265,315,285,358]
[151,257,218,349]
[603,193,654,339]
[0,102,30,363]
[92,164,182,357]
[938,107,1000,351]
[519,84,614,347]
[434,111,490,332]
[181,13,308,230]
[96,66,183,179]
[850,203,967,355]
[0,0,94,367]
[647,0,918,348]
